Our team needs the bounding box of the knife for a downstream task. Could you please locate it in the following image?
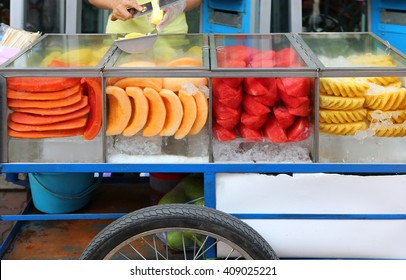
[128,0,181,18]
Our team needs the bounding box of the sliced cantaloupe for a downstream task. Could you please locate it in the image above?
[123,86,149,136]
[162,77,208,92]
[174,89,197,139]
[166,57,203,67]
[106,86,132,136]
[188,90,208,136]
[114,77,162,92]
[143,87,166,137]
[118,60,157,67]
[159,89,184,136]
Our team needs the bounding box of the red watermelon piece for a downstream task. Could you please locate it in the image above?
[278,77,310,97]
[286,117,311,142]
[251,79,279,107]
[216,114,240,130]
[213,81,241,100]
[249,59,275,68]
[213,123,236,142]
[287,102,311,117]
[212,77,244,89]
[213,87,243,109]
[262,114,288,143]
[243,77,269,96]
[275,47,300,67]
[213,100,241,120]
[277,79,310,108]
[238,124,263,142]
[251,49,276,62]
[240,112,268,130]
[242,95,271,115]
[273,102,296,129]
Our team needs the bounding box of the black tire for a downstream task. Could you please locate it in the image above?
[80,204,278,260]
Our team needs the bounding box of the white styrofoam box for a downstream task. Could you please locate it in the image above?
[216,173,406,259]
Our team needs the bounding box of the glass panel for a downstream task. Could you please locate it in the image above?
[212,34,309,68]
[6,34,116,68]
[5,75,104,163]
[114,34,207,68]
[318,74,406,163]
[300,33,406,67]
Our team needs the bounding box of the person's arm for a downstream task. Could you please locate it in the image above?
[88,0,144,21]
[185,0,201,12]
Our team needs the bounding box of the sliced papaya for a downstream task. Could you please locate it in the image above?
[7,84,81,100]
[143,87,166,137]
[9,105,90,125]
[8,89,82,109]
[8,127,85,139]
[123,87,149,136]
[166,57,203,67]
[188,90,208,136]
[163,77,208,92]
[113,77,162,92]
[174,89,197,139]
[159,89,183,136]
[82,78,103,140]
[7,77,81,92]
[106,86,132,136]
[8,117,87,132]
[10,96,88,116]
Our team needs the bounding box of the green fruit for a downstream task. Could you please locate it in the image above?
[166,231,195,251]
[180,174,204,201]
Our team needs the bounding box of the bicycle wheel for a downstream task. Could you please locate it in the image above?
[80,204,278,260]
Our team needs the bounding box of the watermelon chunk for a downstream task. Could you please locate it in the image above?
[275,48,300,67]
[213,87,242,109]
[240,112,268,130]
[238,124,263,142]
[277,79,310,108]
[262,114,288,143]
[278,77,310,97]
[273,102,296,129]
[286,117,311,142]
[213,100,241,120]
[243,78,269,96]
[212,77,244,89]
[213,82,241,100]
[287,102,311,117]
[215,114,240,130]
[213,123,236,142]
[242,95,271,115]
[251,80,279,107]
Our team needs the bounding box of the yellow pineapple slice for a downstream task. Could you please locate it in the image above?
[319,122,367,136]
[347,53,395,66]
[319,109,367,124]
[369,122,406,137]
[367,109,406,124]
[319,94,365,110]
[360,76,401,87]
[320,78,369,97]
[364,84,406,110]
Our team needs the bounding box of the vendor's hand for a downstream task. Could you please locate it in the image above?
[110,0,144,21]
[155,0,186,32]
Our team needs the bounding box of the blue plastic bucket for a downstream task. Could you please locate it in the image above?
[28,173,102,214]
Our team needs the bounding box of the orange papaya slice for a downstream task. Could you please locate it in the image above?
[8,127,85,139]
[6,84,81,100]
[8,117,87,132]
[159,89,183,136]
[106,86,132,136]
[166,57,203,67]
[143,87,166,137]
[123,87,149,137]
[10,96,88,116]
[188,90,208,136]
[7,77,81,92]
[174,89,197,139]
[113,77,162,92]
[9,105,90,125]
[162,77,208,92]
[82,78,103,140]
[8,89,82,109]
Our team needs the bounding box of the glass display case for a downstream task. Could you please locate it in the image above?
[209,33,318,163]
[0,34,118,163]
[103,34,210,163]
[299,32,406,163]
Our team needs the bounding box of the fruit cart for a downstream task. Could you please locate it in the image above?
[1,32,406,260]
